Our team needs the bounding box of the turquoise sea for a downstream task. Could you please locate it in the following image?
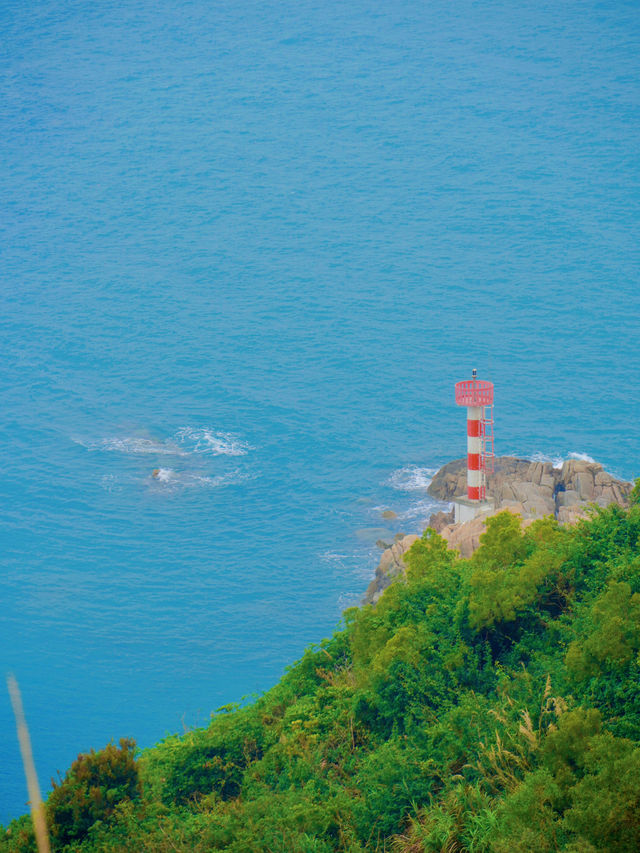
[1,0,638,822]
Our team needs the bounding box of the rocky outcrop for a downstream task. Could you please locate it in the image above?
[427,456,632,522]
[364,534,419,605]
[364,457,633,604]
[428,508,455,533]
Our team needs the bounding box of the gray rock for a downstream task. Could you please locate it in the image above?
[597,486,616,504]
[595,494,615,508]
[427,508,455,533]
[364,533,420,605]
[562,459,596,479]
[557,489,580,507]
[529,461,545,485]
[523,499,554,517]
[427,459,467,500]
[611,482,628,503]
[574,471,595,501]
[499,482,517,503]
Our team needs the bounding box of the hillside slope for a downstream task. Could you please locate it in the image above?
[3,492,640,852]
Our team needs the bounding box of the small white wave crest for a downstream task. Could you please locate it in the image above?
[387,465,437,492]
[175,427,252,457]
[149,468,251,491]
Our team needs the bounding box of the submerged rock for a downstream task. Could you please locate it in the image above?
[355,527,392,543]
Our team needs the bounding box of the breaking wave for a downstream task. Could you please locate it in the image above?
[529,451,598,469]
[387,465,437,492]
[568,452,596,463]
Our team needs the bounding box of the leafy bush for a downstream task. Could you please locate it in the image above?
[47,738,139,848]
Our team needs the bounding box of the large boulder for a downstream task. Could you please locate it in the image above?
[426,458,468,501]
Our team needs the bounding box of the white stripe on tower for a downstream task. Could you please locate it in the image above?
[466,405,482,501]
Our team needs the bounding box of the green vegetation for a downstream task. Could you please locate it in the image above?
[3,498,640,852]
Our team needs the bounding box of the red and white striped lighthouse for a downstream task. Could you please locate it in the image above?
[454,370,494,519]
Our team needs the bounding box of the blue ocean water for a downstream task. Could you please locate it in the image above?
[1,0,638,822]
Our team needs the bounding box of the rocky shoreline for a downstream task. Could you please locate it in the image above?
[364,457,632,605]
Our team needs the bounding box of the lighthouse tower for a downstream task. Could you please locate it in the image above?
[453,369,495,524]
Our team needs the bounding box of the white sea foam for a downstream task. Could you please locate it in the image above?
[194,470,252,487]
[322,548,381,612]
[152,467,175,483]
[529,451,598,469]
[320,551,351,564]
[87,436,187,456]
[99,474,123,493]
[77,427,252,458]
[387,465,437,492]
[529,451,565,469]
[149,468,251,490]
[174,427,252,457]
[568,451,596,463]
[398,498,443,522]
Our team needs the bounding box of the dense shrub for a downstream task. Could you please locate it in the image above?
[46,738,140,848]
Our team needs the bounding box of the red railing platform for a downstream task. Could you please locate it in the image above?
[455,380,494,407]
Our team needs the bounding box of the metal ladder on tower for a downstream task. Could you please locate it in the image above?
[480,404,495,500]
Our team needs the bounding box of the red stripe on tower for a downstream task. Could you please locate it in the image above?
[467,419,482,437]
[467,453,481,471]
